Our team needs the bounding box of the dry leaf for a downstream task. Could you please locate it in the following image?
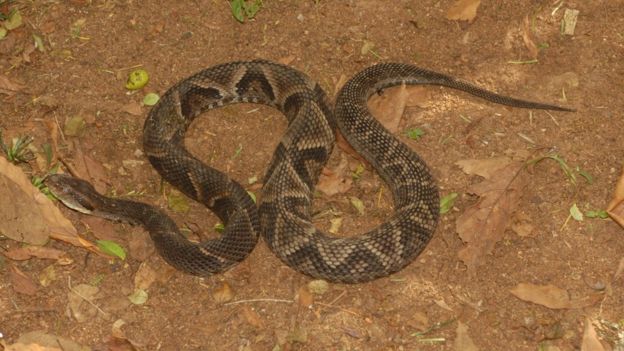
[128,228,155,262]
[81,216,122,241]
[522,15,539,59]
[68,283,102,322]
[510,283,602,309]
[105,336,139,351]
[71,139,109,193]
[368,84,408,133]
[333,73,348,96]
[455,157,512,179]
[607,166,624,229]
[277,55,296,65]
[317,154,352,196]
[134,262,158,290]
[511,221,534,237]
[456,161,527,273]
[0,73,25,95]
[0,156,76,245]
[212,282,234,303]
[4,246,66,261]
[297,286,314,308]
[615,257,624,281]
[581,318,605,351]
[455,321,479,351]
[9,264,38,295]
[7,330,89,351]
[121,101,142,116]
[242,305,265,329]
[446,0,481,22]
[336,130,367,163]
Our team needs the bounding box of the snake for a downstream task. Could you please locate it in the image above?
[46,60,573,283]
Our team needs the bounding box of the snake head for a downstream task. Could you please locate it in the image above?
[45,174,100,214]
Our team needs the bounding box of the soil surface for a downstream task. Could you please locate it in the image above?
[1,1,623,350]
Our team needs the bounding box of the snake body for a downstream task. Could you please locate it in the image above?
[47,60,572,283]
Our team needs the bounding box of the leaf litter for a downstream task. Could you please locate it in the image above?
[455,157,527,273]
[0,156,77,246]
[446,0,481,22]
[607,166,624,229]
[510,283,602,309]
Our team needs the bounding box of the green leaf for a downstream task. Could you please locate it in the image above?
[244,0,262,19]
[125,69,149,90]
[247,190,256,203]
[33,34,45,52]
[440,192,458,214]
[42,143,53,167]
[168,192,190,213]
[352,163,365,180]
[406,128,425,140]
[64,116,86,137]
[143,92,160,106]
[577,167,593,184]
[214,223,225,233]
[349,196,365,215]
[128,288,148,305]
[230,0,245,22]
[96,240,127,260]
[4,9,22,30]
[585,210,608,219]
[0,27,7,40]
[569,203,583,221]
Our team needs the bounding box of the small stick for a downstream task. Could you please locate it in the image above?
[223,298,293,306]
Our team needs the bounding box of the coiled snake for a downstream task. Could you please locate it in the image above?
[46,60,572,283]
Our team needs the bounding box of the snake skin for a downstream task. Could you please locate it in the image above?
[49,60,573,283]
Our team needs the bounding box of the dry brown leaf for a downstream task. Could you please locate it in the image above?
[297,286,314,308]
[446,0,481,22]
[134,262,157,290]
[581,318,605,351]
[456,161,527,273]
[120,101,143,116]
[0,156,76,245]
[277,55,296,65]
[456,157,513,179]
[71,139,108,193]
[4,246,66,261]
[6,330,89,351]
[128,228,154,262]
[9,264,38,295]
[333,73,348,96]
[68,283,102,322]
[317,154,352,196]
[607,166,624,229]
[511,221,534,237]
[454,321,479,351]
[212,282,234,303]
[522,15,539,60]
[510,283,603,309]
[105,336,139,351]
[242,305,265,329]
[368,84,408,133]
[81,216,122,241]
[615,257,624,281]
[0,73,25,95]
[336,130,367,163]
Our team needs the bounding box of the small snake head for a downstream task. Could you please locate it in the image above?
[45,174,100,214]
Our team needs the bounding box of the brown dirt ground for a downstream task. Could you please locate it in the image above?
[1,1,623,350]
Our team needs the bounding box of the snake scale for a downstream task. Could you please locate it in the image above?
[46,60,572,283]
